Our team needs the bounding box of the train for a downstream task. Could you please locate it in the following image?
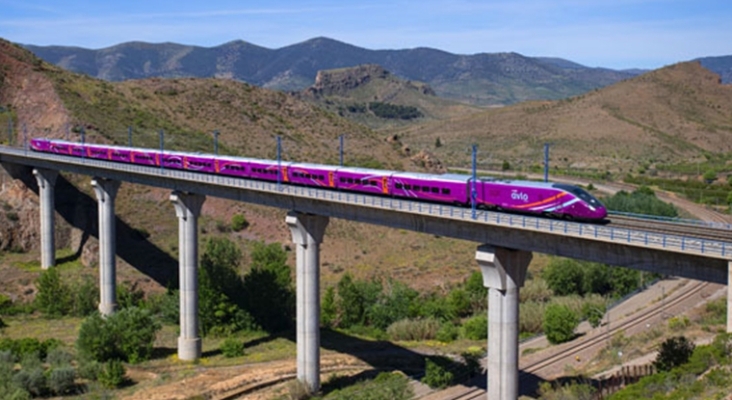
[29,138,608,221]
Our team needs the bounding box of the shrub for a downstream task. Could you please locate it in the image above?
[98,359,126,389]
[231,214,249,231]
[13,367,46,397]
[543,304,579,344]
[35,268,71,317]
[70,276,99,316]
[220,338,245,358]
[461,315,488,340]
[47,366,76,395]
[422,357,455,389]
[654,336,695,372]
[46,348,73,367]
[386,318,440,341]
[436,322,459,343]
[76,307,161,363]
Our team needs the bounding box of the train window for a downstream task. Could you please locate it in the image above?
[347,178,354,184]
[395,183,403,189]
[404,184,411,190]
[423,187,431,192]
[340,177,346,183]
[319,175,325,180]
[442,188,450,195]
[370,181,377,186]
[431,187,439,193]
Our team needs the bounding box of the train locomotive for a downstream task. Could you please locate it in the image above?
[30,138,608,221]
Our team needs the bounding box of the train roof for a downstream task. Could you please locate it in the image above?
[392,172,471,182]
[335,166,392,175]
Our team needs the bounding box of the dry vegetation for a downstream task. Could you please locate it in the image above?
[396,62,732,175]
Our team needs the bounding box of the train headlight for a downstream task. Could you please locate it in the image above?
[589,205,596,212]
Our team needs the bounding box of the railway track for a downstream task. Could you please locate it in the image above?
[438,280,712,400]
[608,215,732,242]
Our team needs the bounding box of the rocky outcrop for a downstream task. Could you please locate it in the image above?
[0,39,71,139]
[305,64,390,97]
[411,150,446,174]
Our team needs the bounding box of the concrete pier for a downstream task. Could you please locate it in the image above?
[477,245,532,400]
[32,168,58,269]
[286,212,329,393]
[170,191,206,361]
[728,261,732,333]
[91,178,121,316]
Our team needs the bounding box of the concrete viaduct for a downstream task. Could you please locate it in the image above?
[2,146,732,400]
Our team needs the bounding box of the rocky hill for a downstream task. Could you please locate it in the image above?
[697,55,732,84]
[24,37,642,106]
[295,64,481,129]
[396,61,732,175]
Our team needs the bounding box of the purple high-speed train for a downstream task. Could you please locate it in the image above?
[30,138,608,221]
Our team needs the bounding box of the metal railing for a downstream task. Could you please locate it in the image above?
[1,146,730,260]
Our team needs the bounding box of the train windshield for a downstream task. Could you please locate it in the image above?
[553,184,603,207]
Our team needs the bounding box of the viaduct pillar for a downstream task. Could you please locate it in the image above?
[171,191,206,361]
[286,212,329,393]
[33,168,58,269]
[728,261,732,333]
[91,178,121,317]
[477,244,532,400]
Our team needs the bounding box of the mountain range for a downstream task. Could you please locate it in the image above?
[22,37,649,106]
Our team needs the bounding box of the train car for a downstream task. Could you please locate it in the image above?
[214,155,251,178]
[129,148,159,167]
[334,167,391,195]
[474,178,607,220]
[179,153,215,173]
[288,162,334,188]
[391,172,469,204]
[249,159,290,182]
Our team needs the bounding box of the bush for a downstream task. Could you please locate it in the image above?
[422,357,455,389]
[654,336,695,372]
[98,359,126,389]
[70,276,99,316]
[461,315,488,340]
[543,304,579,344]
[46,348,73,367]
[220,338,245,358]
[77,307,161,363]
[13,367,46,397]
[436,322,459,343]
[386,318,440,341]
[35,268,71,317]
[47,366,76,395]
[231,214,249,231]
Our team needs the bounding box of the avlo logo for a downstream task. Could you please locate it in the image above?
[511,190,529,202]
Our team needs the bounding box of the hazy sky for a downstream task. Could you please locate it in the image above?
[0,0,729,69]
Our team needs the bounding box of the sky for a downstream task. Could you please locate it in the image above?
[0,0,730,70]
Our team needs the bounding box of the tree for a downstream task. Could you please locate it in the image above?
[321,286,337,328]
[35,268,71,317]
[242,242,294,332]
[654,336,695,372]
[434,137,442,148]
[543,304,579,344]
[543,258,585,296]
[502,160,511,171]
